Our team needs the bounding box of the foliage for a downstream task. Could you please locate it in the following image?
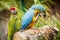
[0,0,60,40]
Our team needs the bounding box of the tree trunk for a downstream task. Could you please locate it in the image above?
[13,26,59,40]
[54,0,60,14]
[0,9,11,40]
[0,17,9,40]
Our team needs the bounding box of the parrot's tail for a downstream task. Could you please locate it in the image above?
[21,26,25,30]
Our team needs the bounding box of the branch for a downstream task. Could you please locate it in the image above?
[13,25,59,40]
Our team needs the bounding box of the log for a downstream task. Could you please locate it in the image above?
[0,17,9,40]
[0,9,11,40]
[13,26,59,40]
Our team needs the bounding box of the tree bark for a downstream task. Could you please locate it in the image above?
[0,18,9,40]
[0,9,11,40]
[13,26,59,40]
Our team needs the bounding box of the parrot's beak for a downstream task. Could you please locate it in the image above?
[39,12,46,17]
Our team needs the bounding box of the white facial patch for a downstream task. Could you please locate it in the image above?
[36,13,40,21]
[11,10,16,14]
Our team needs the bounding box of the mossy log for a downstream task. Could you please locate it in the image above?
[13,26,59,40]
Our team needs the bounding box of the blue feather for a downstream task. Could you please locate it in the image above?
[21,10,34,30]
[29,4,46,12]
[21,4,46,30]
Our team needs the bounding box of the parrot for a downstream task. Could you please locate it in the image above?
[21,4,46,30]
[8,7,17,40]
[0,7,17,40]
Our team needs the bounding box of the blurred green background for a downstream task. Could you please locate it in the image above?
[0,0,60,40]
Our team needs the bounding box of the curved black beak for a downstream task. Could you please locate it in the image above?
[39,11,46,17]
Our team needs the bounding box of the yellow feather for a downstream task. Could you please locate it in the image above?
[26,10,40,29]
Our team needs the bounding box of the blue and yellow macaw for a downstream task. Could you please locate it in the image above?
[21,4,46,30]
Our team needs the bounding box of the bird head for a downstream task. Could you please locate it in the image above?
[29,4,46,17]
[9,7,17,15]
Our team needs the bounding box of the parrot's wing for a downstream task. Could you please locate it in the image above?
[21,10,34,30]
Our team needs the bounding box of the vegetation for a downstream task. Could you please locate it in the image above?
[0,0,60,40]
